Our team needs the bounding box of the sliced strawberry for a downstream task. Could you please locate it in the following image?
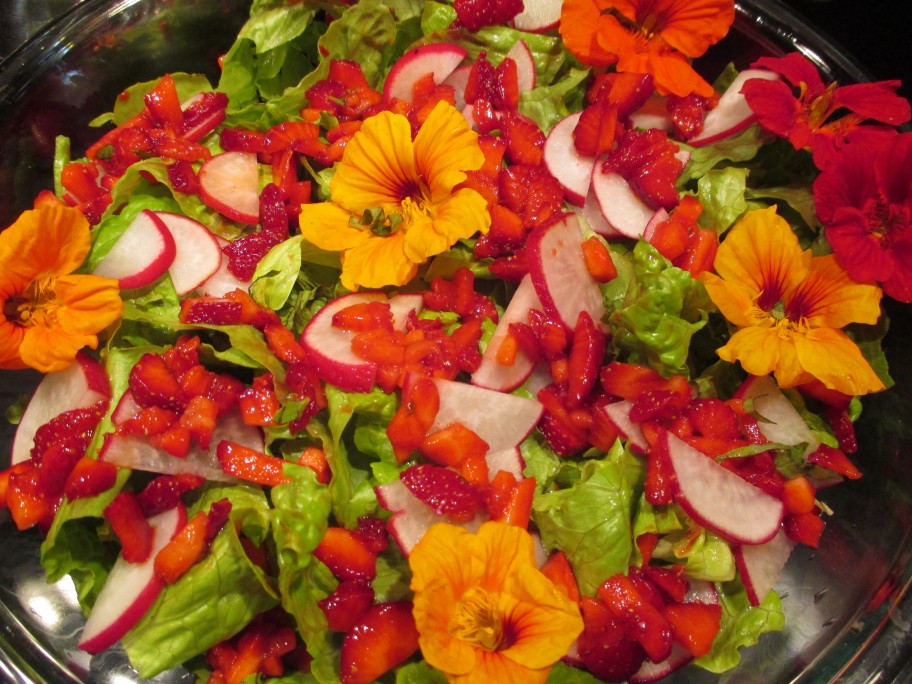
[641,566,689,604]
[104,492,154,564]
[355,516,389,554]
[137,473,206,517]
[387,376,440,462]
[598,574,674,663]
[540,550,580,602]
[807,444,862,480]
[314,527,378,581]
[498,164,564,229]
[179,296,244,325]
[453,0,523,30]
[339,602,419,684]
[567,311,607,408]
[784,511,826,548]
[602,128,684,211]
[154,498,232,584]
[501,111,546,166]
[319,580,375,632]
[399,464,484,522]
[577,596,647,682]
[64,457,119,500]
[130,353,186,411]
[662,600,722,657]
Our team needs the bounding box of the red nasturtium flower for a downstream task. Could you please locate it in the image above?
[741,52,911,168]
[560,0,735,97]
[0,203,123,373]
[814,130,912,303]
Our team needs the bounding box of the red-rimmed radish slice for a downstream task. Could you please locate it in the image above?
[77,504,187,654]
[11,352,110,465]
[544,111,595,207]
[579,186,623,238]
[300,292,388,393]
[688,69,779,147]
[197,235,250,298]
[471,274,541,392]
[382,43,467,103]
[93,209,176,289]
[591,165,658,239]
[387,292,424,332]
[598,400,648,453]
[505,39,536,92]
[429,377,543,452]
[442,64,471,111]
[735,374,819,453]
[512,0,562,32]
[527,213,607,330]
[375,479,482,556]
[734,529,796,606]
[486,447,526,481]
[629,95,672,132]
[198,151,260,225]
[662,431,784,545]
[153,211,222,296]
[101,405,261,482]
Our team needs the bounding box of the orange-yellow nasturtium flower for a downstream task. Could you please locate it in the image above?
[560,0,735,97]
[0,203,123,373]
[297,100,491,291]
[409,521,584,684]
[700,206,885,396]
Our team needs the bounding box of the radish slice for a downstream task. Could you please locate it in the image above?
[198,151,260,225]
[77,504,187,654]
[154,211,222,295]
[735,374,819,453]
[590,166,658,239]
[662,431,784,545]
[544,111,595,207]
[512,0,562,32]
[735,530,796,606]
[387,292,424,332]
[430,377,543,452]
[198,235,250,297]
[485,447,526,481]
[93,209,176,289]
[505,39,536,92]
[527,213,607,330]
[382,43,467,103]
[598,400,648,453]
[11,352,110,465]
[688,69,779,147]
[471,274,541,392]
[442,65,471,111]
[300,292,388,393]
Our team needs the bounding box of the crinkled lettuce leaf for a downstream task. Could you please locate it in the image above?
[532,444,644,596]
[121,485,278,678]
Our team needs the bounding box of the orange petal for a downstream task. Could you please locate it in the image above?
[716,325,813,387]
[54,274,124,335]
[0,204,91,282]
[790,254,882,329]
[559,0,621,68]
[340,232,417,290]
[0,318,27,370]
[795,328,886,395]
[699,272,758,328]
[20,323,96,373]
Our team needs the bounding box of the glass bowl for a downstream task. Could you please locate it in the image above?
[1,1,911,682]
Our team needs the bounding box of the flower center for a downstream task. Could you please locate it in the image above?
[450,587,508,652]
[4,275,59,327]
[863,195,910,244]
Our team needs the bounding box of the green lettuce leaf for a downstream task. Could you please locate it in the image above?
[532,445,644,595]
[121,485,278,678]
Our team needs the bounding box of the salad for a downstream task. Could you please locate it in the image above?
[1,0,911,682]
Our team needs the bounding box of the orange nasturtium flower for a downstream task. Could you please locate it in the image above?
[298,100,490,291]
[410,521,583,683]
[700,206,885,396]
[0,203,123,373]
[560,0,735,97]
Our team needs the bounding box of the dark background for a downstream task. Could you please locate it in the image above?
[0,1,909,100]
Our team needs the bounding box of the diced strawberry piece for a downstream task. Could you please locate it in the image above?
[314,526,378,581]
[64,457,119,500]
[498,164,564,229]
[217,441,290,486]
[784,511,826,548]
[686,397,741,441]
[629,388,691,424]
[137,473,206,517]
[537,384,590,456]
[540,550,580,602]
[574,97,621,157]
[807,443,862,480]
[489,475,535,528]
[297,446,331,485]
[501,111,546,166]
[104,492,154,563]
[161,336,202,375]
[238,374,281,426]
[825,406,858,454]
[143,74,183,134]
[31,401,106,462]
[5,465,57,531]
[603,128,685,211]
[666,92,714,140]
[581,235,618,283]
[662,600,722,657]
[130,353,187,411]
[567,311,607,408]
[220,127,267,153]
[118,405,179,437]
[577,596,647,682]
[453,0,523,30]
[179,296,244,326]
[154,423,193,458]
[339,602,419,684]
[332,301,395,333]
[319,580,375,632]
[155,498,232,584]
[781,475,817,515]
[387,376,439,462]
[167,159,199,194]
[598,573,674,663]
[179,395,220,449]
[399,464,485,522]
[420,422,489,468]
[207,374,246,415]
[645,435,675,505]
[355,516,389,554]
[641,565,689,604]
[35,442,83,498]
[627,566,667,611]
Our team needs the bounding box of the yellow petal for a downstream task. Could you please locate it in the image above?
[340,232,417,290]
[331,111,418,212]
[794,328,886,395]
[714,207,809,306]
[415,582,478,675]
[414,101,486,201]
[0,204,91,281]
[700,272,760,328]
[790,254,882,328]
[474,522,538,592]
[55,274,124,335]
[298,203,370,252]
[500,565,584,669]
[449,649,551,684]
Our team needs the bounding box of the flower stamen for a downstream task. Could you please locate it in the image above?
[450,586,506,652]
